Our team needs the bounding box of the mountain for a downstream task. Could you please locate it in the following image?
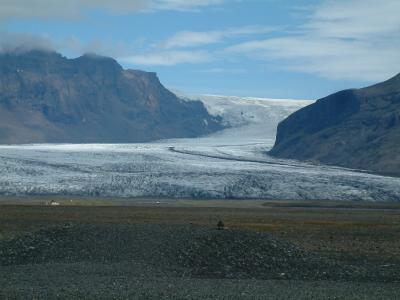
[269,73,400,177]
[0,50,222,144]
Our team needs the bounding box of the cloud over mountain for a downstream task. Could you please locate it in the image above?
[0,0,225,20]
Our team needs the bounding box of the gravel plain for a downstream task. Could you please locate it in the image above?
[1,223,399,299]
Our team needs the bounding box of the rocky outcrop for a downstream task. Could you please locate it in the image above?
[0,50,222,143]
[270,73,400,177]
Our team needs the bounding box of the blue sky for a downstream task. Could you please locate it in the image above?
[1,0,399,99]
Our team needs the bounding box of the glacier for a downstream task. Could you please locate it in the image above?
[0,94,399,201]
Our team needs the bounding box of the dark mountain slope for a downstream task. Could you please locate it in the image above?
[0,50,222,143]
[270,74,400,177]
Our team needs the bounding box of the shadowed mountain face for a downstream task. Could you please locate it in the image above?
[0,50,222,143]
[270,74,400,177]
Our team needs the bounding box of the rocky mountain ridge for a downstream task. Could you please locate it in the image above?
[270,73,400,177]
[0,50,222,144]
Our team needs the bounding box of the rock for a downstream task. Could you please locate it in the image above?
[270,73,400,177]
[0,50,222,144]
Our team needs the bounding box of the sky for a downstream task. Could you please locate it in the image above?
[0,0,399,99]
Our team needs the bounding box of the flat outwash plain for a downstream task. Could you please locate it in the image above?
[0,200,399,299]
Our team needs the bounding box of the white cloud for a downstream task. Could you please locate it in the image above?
[196,68,246,74]
[161,31,224,49]
[156,0,224,11]
[0,0,224,20]
[161,26,273,49]
[227,0,400,81]
[305,0,400,39]
[119,26,272,66]
[119,50,212,66]
[0,31,54,53]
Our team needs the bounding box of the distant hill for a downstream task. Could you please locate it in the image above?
[269,73,400,177]
[0,50,222,144]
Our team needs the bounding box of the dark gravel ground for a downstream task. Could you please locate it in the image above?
[0,224,399,299]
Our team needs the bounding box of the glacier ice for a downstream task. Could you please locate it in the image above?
[0,95,399,201]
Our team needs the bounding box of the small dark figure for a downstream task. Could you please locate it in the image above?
[217,220,225,230]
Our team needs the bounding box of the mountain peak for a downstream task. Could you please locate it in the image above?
[381,72,400,87]
[72,53,122,73]
[358,72,400,97]
[79,52,118,62]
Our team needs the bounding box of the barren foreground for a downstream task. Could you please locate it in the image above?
[0,200,399,299]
